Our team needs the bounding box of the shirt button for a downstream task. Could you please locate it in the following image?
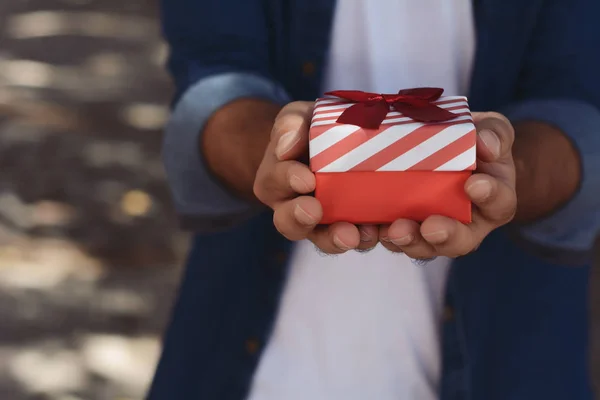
[302,61,316,77]
[443,305,455,322]
[245,338,260,355]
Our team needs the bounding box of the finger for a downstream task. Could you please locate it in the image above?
[356,225,379,252]
[472,112,515,163]
[422,173,517,256]
[254,160,315,207]
[386,219,437,259]
[271,101,314,161]
[308,222,361,254]
[378,225,403,253]
[420,215,479,257]
[273,196,322,241]
[466,173,516,225]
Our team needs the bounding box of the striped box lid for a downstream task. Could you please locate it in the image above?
[309,96,476,173]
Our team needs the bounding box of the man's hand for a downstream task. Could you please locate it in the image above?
[254,103,517,257]
[254,102,378,253]
[379,112,517,258]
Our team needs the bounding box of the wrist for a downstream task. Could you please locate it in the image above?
[511,121,581,224]
[202,99,281,201]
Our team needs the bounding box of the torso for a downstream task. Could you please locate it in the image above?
[247,1,475,399]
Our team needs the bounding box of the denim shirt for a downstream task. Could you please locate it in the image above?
[150,0,600,399]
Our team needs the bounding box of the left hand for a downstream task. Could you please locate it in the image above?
[376,112,517,259]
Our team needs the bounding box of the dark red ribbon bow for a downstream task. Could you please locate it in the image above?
[324,87,456,129]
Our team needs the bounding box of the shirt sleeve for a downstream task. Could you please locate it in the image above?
[502,0,600,256]
[504,99,600,253]
[162,72,291,231]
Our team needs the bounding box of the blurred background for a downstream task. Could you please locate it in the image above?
[0,0,187,399]
[0,1,599,400]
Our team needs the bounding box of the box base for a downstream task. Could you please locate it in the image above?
[315,171,472,225]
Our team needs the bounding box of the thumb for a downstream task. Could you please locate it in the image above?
[472,112,515,163]
[271,101,314,162]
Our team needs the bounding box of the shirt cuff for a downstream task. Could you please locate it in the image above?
[503,99,600,252]
[162,72,291,231]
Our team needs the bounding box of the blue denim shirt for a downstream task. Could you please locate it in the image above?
[150,0,600,399]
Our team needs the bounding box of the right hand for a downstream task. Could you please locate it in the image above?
[254,102,379,254]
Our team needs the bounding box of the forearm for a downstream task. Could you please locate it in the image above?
[512,121,581,224]
[203,99,281,201]
[161,72,290,231]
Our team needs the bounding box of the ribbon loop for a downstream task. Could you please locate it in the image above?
[324,87,457,128]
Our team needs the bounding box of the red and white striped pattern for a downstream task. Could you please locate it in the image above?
[309,96,476,173]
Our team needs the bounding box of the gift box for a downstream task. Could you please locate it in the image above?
[309,88,476,225]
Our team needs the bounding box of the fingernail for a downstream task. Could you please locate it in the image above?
[333,235,352,251]
[467,180,492,202]
[478,129,500,158]
[290,174,310,193]
[423,230,449,244]
[391,234,413,246]
[380,236,391,243]
[276,130,301,160]
[294,204,316,226]
[359,228,372,242]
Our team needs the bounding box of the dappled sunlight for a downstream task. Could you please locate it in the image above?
[121,103,169,131]
[0,193,34,230]
[31,200,76,227]
[0,58,149,99]
[83,140,145,168]
[0,238,103,291]
[0,59,55,88]
[151,42,169,67]
[7,11,156,41]
[0,101,84,133]
[6,334,161,398]
[0,196,76,230]
[85,52,129,77]
[81,334,160,392]
[0,1,181,398]
[94,288,150,316]
[9,346,88,395]
[120,190,153,217]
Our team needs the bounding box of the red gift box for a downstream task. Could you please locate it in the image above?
[309,88,476,225]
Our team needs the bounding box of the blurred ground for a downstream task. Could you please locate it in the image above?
[0,0,185,399]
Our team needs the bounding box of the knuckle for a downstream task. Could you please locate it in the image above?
[253,171,276,205]
[476,112,514,146]
[470,242,482,254]
[496,192,517,223]
[272,102,313,139]
[454,243,476,257]
[487,114,515,144]
[252,177,266,203]
[275,101,310,122]
[448,246,477,259]
[308,236,334,255]
[477,111,510,127]
[252,181,262,201]
[272,210,295,240]
[275,102,302,123]
[281,161,295,179]
[272,213,286,235]
[499,207,516,224]
[279,163,297,191]
[486,111,511,126]
[381,241,401,253]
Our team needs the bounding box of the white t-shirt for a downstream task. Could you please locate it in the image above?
[247,1,475,400]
